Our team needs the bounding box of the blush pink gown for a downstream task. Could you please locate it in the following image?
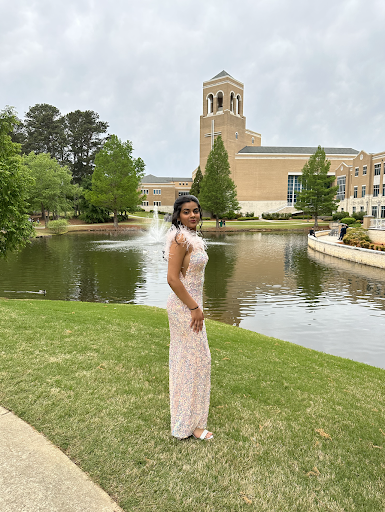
[165,226,211,439]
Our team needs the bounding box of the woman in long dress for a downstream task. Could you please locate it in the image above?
[164,195,212,440]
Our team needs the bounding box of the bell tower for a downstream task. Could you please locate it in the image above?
[199,71,260,177]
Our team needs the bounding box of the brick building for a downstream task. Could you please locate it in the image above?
[139,71,385,218]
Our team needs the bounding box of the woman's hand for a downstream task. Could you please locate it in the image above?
[190,307,204,333]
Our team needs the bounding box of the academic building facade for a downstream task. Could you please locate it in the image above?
[140,71,385,218]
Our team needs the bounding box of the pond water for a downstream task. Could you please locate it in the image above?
[1,231,385,369]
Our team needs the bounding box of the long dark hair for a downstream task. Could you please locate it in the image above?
[171,195,202,228]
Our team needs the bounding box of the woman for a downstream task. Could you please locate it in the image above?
[164,195,212,440]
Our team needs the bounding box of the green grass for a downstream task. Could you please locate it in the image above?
[201,219,330,230]
[0,299,384,511]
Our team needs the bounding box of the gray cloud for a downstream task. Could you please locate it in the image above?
[1,0,384,176]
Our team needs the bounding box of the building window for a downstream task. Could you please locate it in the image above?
[383,184,385,196]
[374,163,381,176]
[353,186,358,198]
[362,185,366,198]
[230,92,234,112]
[336,176,346,200]
[153,189,161,195]
[355,167,359,177]
[252,137,254,144]
[142,201,149,206]
[381,206,385,218]
[179,183,181,185]
[360,206,364,211]
[179,191,189,196]
[153,201,161,206]
[287,175,302,205]
[235,132,238,139]
[353,206,356,213]
[372,205,378,217]
[363,165,367,175]
[141,189,149,195]
[373,184,380,197]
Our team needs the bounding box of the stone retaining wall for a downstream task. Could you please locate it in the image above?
[308,234,385,269]
[368,229,385,245]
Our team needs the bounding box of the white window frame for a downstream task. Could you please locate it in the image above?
[153,189,161,195]
[374,164,381,176]
[153,201,161,206]
[363,165,367,175]
[141,189,149,195]
[142,201,149,206]
[355,167,359,177]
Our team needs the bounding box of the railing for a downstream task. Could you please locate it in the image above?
[370,218,385,229]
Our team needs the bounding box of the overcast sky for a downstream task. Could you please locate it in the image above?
[1,0,385,177]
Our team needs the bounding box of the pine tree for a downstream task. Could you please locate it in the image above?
[199,136,239,228]
[189,166,203,197]
[295,146,339,227]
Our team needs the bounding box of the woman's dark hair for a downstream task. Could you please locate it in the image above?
[171,195,202,228]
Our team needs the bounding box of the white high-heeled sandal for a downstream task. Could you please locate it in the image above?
[192,429,213,440]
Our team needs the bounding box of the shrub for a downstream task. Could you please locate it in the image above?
[340,217,356,225]
[343,226,370,246]
[202,217,211,221]
[47,219,69,235]
[238,216,259,220]
[332,212,347,221]
[352,211,366,221]
[262,212,291,220]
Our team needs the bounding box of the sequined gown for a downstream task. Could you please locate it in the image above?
[166,228,211,439]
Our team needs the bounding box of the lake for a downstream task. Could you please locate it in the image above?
[1,231,385,369]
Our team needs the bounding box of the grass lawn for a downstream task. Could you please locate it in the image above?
[1,299,384,511]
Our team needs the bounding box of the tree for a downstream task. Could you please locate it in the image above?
[0,107,33,257]
[189,166,203,197]
[22,152,78,225]
[199,136,239,228]
[65,110,109,184]
[22,104,67,163]
[295,146,339,227]
[87,135,145,228]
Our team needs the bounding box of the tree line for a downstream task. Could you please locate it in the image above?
[0,104,145,256]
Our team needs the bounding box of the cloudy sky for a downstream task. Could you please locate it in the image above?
[1,0,385,177]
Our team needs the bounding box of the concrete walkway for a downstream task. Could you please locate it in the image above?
[0,406,123,512]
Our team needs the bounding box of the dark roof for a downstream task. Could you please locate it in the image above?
[210,70,233,80]
[141,174,192,184]
[238,146,359,155]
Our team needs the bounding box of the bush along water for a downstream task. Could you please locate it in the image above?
[47,219,69,235]
[342,226,385,250]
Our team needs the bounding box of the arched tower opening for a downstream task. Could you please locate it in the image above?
[236,94,241,116]
[217,91,223,112]
[230,92,234,112]
[207,94,214,115]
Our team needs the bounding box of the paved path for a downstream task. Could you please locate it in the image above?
[0,406,123,512]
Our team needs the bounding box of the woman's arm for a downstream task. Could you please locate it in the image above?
[167,239,204,332]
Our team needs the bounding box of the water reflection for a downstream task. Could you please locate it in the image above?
[1,231,385,369]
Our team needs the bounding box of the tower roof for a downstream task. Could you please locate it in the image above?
[210,70,233,80]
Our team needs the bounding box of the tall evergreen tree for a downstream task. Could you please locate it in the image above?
[199,136,239,228]
[65,110,109,184]
[22,104,67,163]
[189,166,203,197]
[295,146,339,227]
[0,107,33,256]
[87,135,145,228]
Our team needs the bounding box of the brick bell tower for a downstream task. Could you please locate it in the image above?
[199,70,260,178]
